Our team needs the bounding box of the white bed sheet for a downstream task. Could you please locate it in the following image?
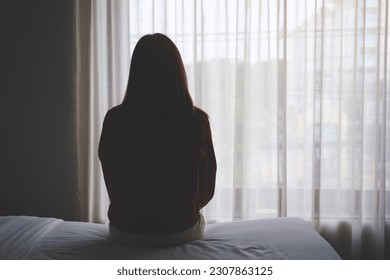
[0,216,340,260]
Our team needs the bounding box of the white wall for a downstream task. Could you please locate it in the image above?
[0,0,76,220]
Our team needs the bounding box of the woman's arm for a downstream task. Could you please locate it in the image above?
[197,114,217,210]
[98,108,118,201]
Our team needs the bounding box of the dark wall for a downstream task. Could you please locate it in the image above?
[0,0,76,220]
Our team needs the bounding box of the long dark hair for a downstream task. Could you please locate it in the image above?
[121,33,195,149]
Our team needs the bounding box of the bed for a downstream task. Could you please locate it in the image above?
[0,215,340,260]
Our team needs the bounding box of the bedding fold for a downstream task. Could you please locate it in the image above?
[0,216,341,260]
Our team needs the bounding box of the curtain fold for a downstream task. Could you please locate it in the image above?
[74,0,390,259]
[74,0,131,223]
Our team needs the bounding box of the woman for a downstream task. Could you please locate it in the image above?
[98,34,216,247]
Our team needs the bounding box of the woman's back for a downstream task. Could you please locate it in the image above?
[99,104,216,235]
[99,34,216,245]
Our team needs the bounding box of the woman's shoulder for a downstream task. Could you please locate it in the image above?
[193,106,211,138]
[193,106,209,123]
[106,104,122,116]
[103,104,122,123]
[101,105,124,136]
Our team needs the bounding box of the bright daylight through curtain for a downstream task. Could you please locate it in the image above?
[75,0,390,259]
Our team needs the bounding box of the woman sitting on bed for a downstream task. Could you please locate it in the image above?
[98,33,217,248]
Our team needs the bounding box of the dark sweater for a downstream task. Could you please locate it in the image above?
[98,105,216,235]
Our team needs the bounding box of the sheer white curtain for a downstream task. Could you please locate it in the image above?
[75,0,390,259]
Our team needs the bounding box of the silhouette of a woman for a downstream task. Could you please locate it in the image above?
[98,33,216,247]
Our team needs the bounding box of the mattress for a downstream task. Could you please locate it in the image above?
[0,216,340,260]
